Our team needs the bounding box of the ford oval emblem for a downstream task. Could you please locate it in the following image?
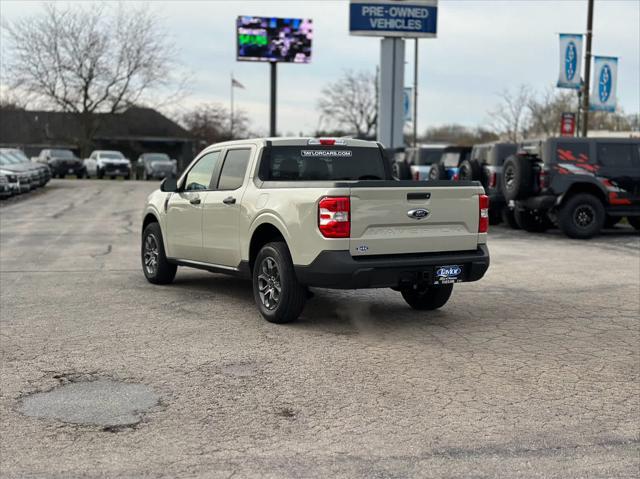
[565,41,577,81]
[599,64,612,103]
[407,208,430,220]
[436,266,462,277]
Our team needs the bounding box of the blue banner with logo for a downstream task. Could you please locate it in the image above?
[349,0,438,38]
[557,34,583,89]
[590,56,618,112]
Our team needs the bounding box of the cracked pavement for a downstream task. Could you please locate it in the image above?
[1,179,639,478]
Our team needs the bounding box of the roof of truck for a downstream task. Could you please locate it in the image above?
[203,137,380,149]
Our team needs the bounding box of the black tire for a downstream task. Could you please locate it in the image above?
[141,222,177,284]
[392,161,411,180]
[628,216,640,231]
[604,215,621,228]
[502,207,520,229]
[97,169,104,179]
[124,174,131,180]
[514,208,551,233]
[59,173,65,179]
[489,207,502,225]
[400,284,453,310]
[502,155,533,201]
[143,170,149,181]
[428,164,446,181]
[558,193,605,239]
[458,159,480,181]
[253,241,306,324]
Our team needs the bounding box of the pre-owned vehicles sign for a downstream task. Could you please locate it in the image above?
[349,0,438,38]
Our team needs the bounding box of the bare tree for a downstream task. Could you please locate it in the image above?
[527,87,576,137]
[490,85,532,143]
[317,70,378,139]
[2,2,184,154]
[181,103,251,145]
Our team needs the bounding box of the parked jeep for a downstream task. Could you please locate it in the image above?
[469,142,518,226]
[392,144,449,180]
[501,137,640,238]
[426,146,472,181]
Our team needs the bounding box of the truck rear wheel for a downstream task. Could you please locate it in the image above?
[558,193,605,239]
[253,241,306,324]
[400,284,453,310]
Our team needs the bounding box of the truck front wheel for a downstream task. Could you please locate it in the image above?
[400,283,453,310]
[253,242,307,324]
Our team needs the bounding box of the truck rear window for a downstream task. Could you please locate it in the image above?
[260,146,387,181]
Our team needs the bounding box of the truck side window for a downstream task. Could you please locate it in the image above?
[597,143,634,168]
[217,149,251,190]
[184,151,220,191]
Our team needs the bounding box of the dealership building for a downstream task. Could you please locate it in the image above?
[0,107,197,170]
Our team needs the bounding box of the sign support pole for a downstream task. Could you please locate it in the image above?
[270,62,277,137]
[413,39,419,148]
[378,37,405,150]
[581,0,594,137]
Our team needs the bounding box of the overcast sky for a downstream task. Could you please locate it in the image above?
[1,0,638,135]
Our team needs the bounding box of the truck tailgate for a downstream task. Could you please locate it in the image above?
[349,185,480,256]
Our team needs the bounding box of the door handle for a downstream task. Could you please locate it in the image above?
[223,196,236,205]
[189,197,201,205]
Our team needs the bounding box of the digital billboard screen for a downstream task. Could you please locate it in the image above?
[236,16,313,63]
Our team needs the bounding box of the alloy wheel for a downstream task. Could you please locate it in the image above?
[143,234,159,276]
[574,205,595,228]
[257,257,281,310]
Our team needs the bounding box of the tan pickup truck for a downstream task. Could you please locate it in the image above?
[141,138,490,323]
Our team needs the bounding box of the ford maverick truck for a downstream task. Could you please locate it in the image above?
[141,138,490,323]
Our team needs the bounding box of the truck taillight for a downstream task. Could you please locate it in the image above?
[478,194,489,233]
[488,172,497,189]
[318,196,350,238]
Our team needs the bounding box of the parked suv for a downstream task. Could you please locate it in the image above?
[392,144,449,180]
[467,142,518,226]
[136,153,178,180]
[426,146,472,181]
[501,137,640,238]
[84,150,131,179]
[37,149,85,178]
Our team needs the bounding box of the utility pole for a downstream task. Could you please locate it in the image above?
[413,39,419,148]
[581,0,594,137]
[270,62,277,137]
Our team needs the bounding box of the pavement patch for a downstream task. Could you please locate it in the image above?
[20,379,160,428]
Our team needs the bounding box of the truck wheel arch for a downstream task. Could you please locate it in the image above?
[249,223,289,272]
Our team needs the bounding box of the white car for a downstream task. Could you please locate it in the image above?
[84,150,132,179]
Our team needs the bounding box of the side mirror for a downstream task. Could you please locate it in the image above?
[160,177,178,192]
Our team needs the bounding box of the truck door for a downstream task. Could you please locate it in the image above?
[166,151,220,261]
[202,147,253,268]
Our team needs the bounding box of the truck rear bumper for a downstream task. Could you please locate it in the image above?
[295,245,490,289]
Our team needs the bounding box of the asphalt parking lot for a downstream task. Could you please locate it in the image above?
[1,179,638,478]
